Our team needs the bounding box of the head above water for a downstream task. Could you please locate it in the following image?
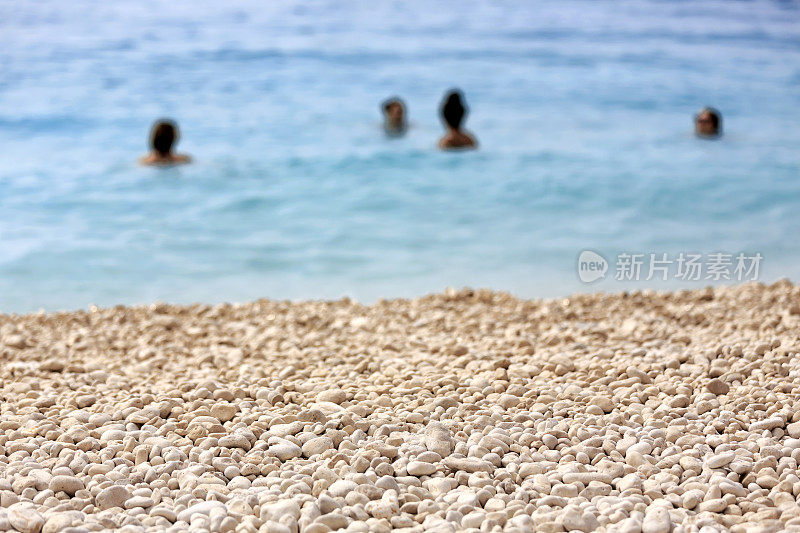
[382,97,406,128]
[441,89,467,130]
[695,107,721,137]
[150,119,179,156]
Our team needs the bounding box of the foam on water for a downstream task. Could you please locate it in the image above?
[1,1,799,312]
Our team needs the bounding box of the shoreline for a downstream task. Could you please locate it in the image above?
[1,281,799,532]
[4,276,796,318]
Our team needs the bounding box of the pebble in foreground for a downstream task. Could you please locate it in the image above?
[1,282,800,533]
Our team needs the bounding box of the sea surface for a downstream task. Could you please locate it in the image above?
[1,1,799,313]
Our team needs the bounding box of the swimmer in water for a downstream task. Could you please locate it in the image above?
[694,107,722,138]
[438,89,477,150]
[382,97,407,136]
[139,119,191,166]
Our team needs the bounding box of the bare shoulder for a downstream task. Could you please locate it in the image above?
[139,153,192,166]
[439,132,477,150]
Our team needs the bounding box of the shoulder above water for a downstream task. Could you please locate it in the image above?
[139,153,192,166]
[438,131,478,150]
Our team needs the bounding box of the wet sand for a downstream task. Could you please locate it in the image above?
[1,282,799,532]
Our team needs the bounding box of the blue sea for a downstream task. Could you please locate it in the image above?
[1,1,799,313]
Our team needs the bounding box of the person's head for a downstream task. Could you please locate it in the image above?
[382,97,406,129]
[150,119,179,156]
[695,107,721,137]
[441,89,467,130]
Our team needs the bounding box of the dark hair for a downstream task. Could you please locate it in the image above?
[150,119,178,156]
[382,97,404,113]
[698,107,721,131]
[441,89,467,129]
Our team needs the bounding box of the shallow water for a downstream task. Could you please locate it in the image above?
[1,1,799,313]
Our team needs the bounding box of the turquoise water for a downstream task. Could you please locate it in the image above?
[1,1,799,313]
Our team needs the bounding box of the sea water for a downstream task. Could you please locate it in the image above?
[1,0,799,313]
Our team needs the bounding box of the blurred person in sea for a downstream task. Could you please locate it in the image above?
[438,89,477,150]
[140,119,192,166]
[382,97,407,136]
[695,107,722,138]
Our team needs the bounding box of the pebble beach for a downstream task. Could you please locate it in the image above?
[1,282,800,533]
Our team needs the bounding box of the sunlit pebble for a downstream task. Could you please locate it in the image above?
[0,282,799,532]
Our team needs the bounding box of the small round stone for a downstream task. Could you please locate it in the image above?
[706,378,730,395]
[302,436,334,457]
[95,486,131,510]
[317,389,347,404]
[406,461,437,476]
[48,476,84,496]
